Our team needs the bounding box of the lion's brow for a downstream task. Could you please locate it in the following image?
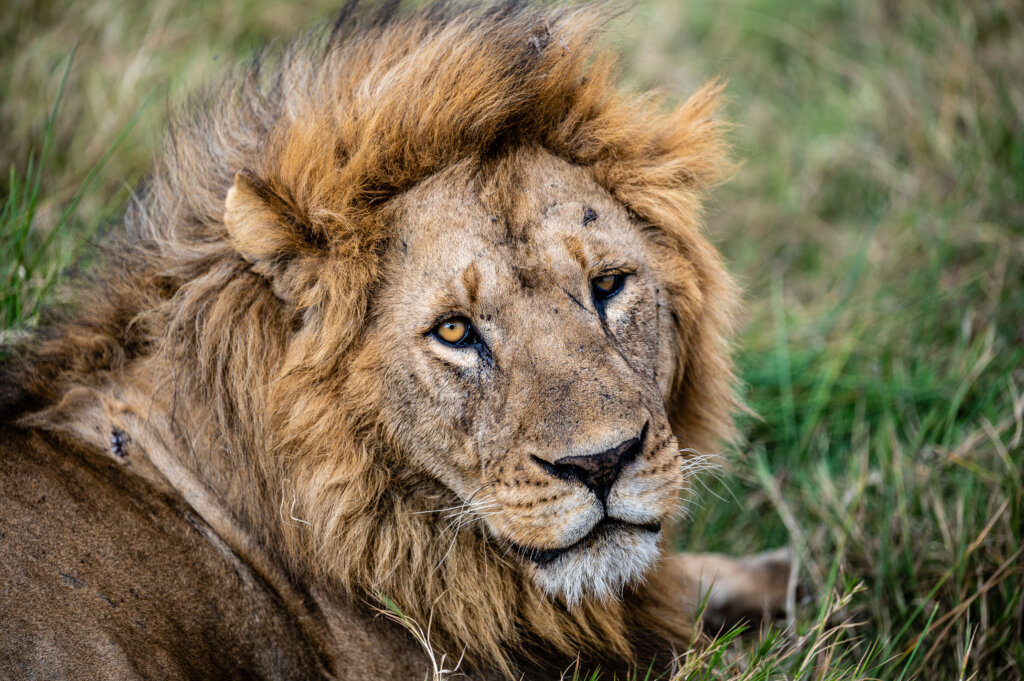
[461,263,481,307]
[562,234,589,271]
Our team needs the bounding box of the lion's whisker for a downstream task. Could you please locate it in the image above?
[676,448,734,506]
[430,492,507,574]
[412,481,498,516]
[441,501,500,523]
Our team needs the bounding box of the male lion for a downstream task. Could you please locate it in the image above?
[0,3,791,679]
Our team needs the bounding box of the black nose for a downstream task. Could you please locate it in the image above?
[534,432,644,505]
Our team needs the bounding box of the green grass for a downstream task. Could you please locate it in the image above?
[3,0,1022,678]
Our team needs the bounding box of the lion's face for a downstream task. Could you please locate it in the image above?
[371,149,685,604]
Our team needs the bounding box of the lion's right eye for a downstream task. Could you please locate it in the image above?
[432,317,477,347]
[591,272,626,313]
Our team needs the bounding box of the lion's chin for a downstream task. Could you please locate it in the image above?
[526,522,662,608]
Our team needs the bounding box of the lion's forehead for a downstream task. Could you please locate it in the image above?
[389,151,647,300]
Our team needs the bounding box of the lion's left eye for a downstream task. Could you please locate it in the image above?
[591,273,626,310]
[431,317,479,348]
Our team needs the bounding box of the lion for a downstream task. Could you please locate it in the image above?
[0,3,792,679]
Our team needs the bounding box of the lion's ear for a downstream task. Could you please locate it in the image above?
[224,169,327,302]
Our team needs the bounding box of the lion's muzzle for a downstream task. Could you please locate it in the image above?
[531,423,647,506]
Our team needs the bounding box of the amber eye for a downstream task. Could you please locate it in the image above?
[591,273,625,308]
[432,317,476,347]
[593,274,619,293]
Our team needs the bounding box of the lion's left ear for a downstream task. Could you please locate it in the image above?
[223,169,328,303]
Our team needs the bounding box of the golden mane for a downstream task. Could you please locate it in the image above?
[4,2,738,674]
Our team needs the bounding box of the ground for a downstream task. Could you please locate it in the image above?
[2,0,1022,678]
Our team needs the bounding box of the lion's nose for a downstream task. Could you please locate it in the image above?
[534,432,644,505]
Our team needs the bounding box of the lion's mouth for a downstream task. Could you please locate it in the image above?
[512,517,662,567]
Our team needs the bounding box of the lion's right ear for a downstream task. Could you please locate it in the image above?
[223,169,328,302]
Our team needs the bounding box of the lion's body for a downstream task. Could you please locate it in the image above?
[1,3,790,679]
[0,418,664,679]
[0,425,339,680]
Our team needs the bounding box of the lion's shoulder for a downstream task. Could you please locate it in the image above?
[0,425,324,680]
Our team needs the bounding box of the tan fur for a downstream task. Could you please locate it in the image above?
[1,3,788,678]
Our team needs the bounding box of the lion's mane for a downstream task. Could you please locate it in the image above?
[4,2,738,673]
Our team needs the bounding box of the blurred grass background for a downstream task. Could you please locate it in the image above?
[2,0,1022,678]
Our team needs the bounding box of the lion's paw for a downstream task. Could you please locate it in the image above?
[664,547,796,634]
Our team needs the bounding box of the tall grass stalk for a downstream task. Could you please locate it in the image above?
[1,50,149,332]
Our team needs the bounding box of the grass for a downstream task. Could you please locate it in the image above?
[2,0,1022,678]
[623,2,1024,677]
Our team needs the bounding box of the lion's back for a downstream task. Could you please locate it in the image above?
[0,425,325,680]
